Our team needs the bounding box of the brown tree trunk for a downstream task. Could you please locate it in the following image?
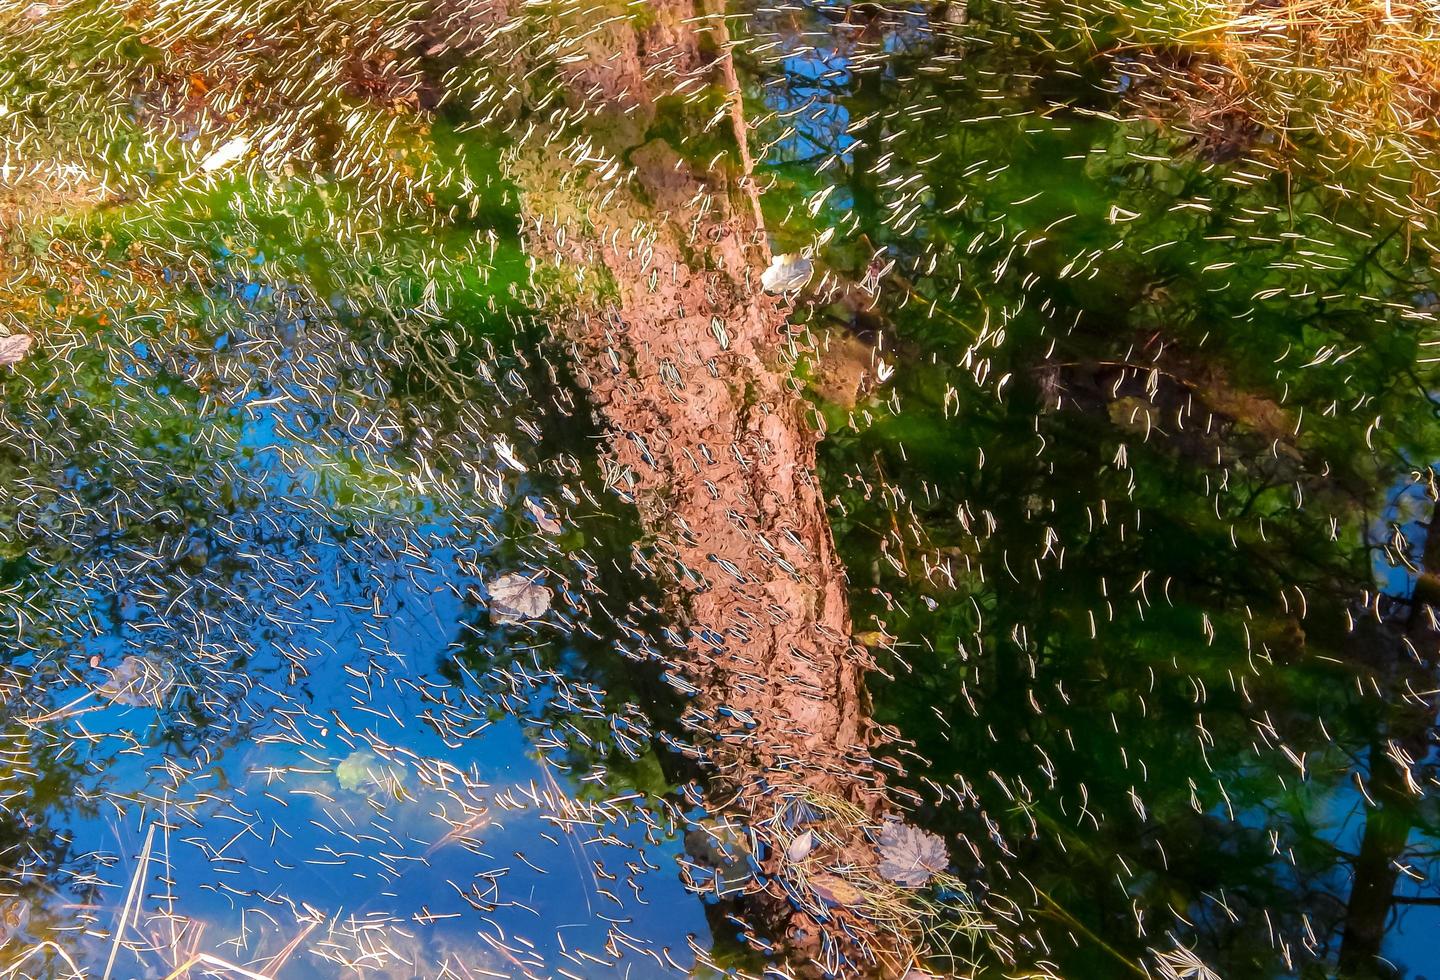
[1337,513,1440,977]
[498,0,903,972]
[1337,739,1409,979]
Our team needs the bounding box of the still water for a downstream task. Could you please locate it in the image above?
[1,1,1438,978]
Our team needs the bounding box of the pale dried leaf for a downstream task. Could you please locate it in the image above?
[488,572,552,624]
[199,135,251,172]
[524,497,563,534]
[0,334,33,367]
[96,655,174,707]
[761,253,812,294]
[877,819,948,888]
[785,829,816,863]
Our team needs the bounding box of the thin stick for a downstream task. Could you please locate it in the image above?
[102,822,155,980]
[21,690,97,725]
[1,940,86,979]
[254,918,318,975]
[161,952,277,980]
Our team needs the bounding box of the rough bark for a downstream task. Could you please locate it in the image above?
[496,1,905,972]
[1337,738,1410,979]
[1336,515,1440,978]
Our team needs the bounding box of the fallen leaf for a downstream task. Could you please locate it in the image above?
[0,896,28,944]
[0,334,33,367]
[335,750,383,792]
[524,497,563,534]
[199,135,251,173]
[335,750,405,799]
[96,655,174,707]
[761,252,812,294]
[810,874,865,908]
[488,572,552,624]
[786,829,816,863]
[877,818,948,888]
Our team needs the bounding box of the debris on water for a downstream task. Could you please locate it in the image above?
[0,334,32,367]
[198,135,252,172]
[1153,943,1222,980]
[0,897,28,945]
[335,751,383,792]
[810,874,865,908]
[761,252,813,294]
[780,797,823,829]
[877,819,948,888]
[487,572,552,624]
[493,436,529,472]
[4,0,1440,975]
[524,497,563,534]
[786,828,817,863]
[95,655,174,707]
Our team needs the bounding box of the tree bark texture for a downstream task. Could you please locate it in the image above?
[491,1,909,972]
